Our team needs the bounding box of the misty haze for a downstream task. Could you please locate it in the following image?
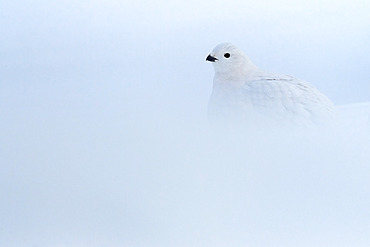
[1,1,369,247]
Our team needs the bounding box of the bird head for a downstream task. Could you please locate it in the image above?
[206,42,256,76]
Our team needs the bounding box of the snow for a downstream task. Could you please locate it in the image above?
[1,1,370,247]
[2,106,370,247]
[337,102,370,135]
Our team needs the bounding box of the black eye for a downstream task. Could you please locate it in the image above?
[224,53,230,58]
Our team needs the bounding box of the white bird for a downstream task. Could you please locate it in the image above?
[206,42,335,128]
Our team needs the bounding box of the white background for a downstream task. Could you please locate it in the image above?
[1,1,369,246]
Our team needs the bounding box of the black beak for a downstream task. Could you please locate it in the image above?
[206,54,218,62]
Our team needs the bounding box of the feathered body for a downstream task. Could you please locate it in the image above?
[206,43,335,127]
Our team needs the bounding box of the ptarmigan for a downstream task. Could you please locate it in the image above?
[206,42,335,128]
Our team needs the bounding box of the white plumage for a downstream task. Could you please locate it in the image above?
[206,42,335,127]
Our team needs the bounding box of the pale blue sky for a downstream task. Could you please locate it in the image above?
[1,0,369,107]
